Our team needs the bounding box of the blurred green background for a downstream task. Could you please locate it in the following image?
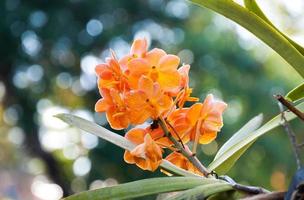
[0,0,304,199]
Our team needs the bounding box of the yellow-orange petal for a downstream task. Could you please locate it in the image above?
[145,48,166,66]
[158,71,181,91]
[124,150,135,164]
[109,89,123,107]
[107,57,121,74]
[106,108,129,130]
[178,64,190,87]
[125,128,146,145]
[198,131,217,144]
[129,134,163,171]
[125,90,147,110]
[138,76,154,98]
[155,137,173,148]
[95,64,109,75]
[95,98,110,112]
[129,108,152,125]
[200,94,215,118]
[127,58,150,76]
[158,54,180,71]
[119,55,133,69]
[130,38,148,57]
[187,103,203,126]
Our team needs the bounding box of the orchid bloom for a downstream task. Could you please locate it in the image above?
[96,56,128,91]
[125,76,172,124]
[94,38,228,173]
[124,128,163,171]
[119,38,148,69]
[127,49,181,92]
[95,88,130,130]
[186,94,227,153]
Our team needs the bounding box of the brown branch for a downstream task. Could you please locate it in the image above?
[241,192,285,200]
[274,94,304,121]
[158,117,210,177]
[277,102,302,169]
[298,142,304,148]
[219,175,269,195]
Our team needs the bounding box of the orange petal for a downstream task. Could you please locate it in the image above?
[178,64,190,89]
[146,127,165,140]
[119,55,132,69]
[145,48,166,66]
[110,89,123,107]
[127,58,150,76]
[158,71,181,91]
[200,94,215,118]
[95,98,110,112]
[95,64,109,76]
[155,137,173,147]
[125,128,146,145]
[198,131,217,144]
[187,103,203,126]
[125,90,147,110]
[130,38,148,57]
[138,76,154,98]
[124,150,135,164]
[158,54,180,71]
[107,57,121,75]
[106,108,129,130]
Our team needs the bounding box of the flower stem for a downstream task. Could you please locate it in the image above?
[158,117,210,177]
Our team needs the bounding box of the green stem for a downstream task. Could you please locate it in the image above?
[190,0,304,77]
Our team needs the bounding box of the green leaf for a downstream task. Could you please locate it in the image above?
[189,0,304,77]
[208,102,304,174]
[244,0,304,56]
[214,114,263,160]
[166,182,233,200]
[63,177,229,200]
[55,113,199,177]
[285,83,304,102]
[209,114,263,174]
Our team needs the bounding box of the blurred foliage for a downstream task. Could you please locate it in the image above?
[0,0,303,198]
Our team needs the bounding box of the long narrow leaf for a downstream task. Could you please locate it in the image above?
[244,0,304,56]
[55,113,199,177]
[166,182,233,200]
[64,177,225,200]
[215,114,263,160]
[190,0,304,77]
[208,102,304,174]
[286,83,304,102]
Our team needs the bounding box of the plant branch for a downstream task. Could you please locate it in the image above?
[298,143,304,148]
[219,175,269,195]
[158,117,210,176]
[241,191,285,200]
[274,94,304,121]
[277,102,302,169]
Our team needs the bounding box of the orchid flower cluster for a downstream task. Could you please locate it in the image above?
[95,39,227,175]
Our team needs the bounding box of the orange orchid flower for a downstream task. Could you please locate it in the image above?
[186,94,227,153]
[95,88,130,130]
[119,38,148,69]
[126,50,181,92]
[96,56,128,91]
[124,128,163,171]
[125,76,172,124]
[165,150,203,175]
